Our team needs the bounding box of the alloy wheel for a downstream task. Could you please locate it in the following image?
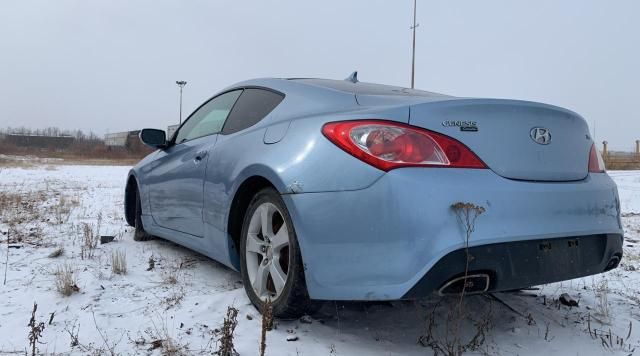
[245,202,290,301]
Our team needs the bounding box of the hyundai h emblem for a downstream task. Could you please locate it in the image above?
[530,127,551,145]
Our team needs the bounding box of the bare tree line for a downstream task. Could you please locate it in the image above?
[0,126,151,161]
[0,127,102,142]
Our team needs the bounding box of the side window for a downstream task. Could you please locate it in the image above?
[221,89,284,135]
[174,90,242,144]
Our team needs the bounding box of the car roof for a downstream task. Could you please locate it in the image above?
[286,78,449,98]
[228,77,450,99]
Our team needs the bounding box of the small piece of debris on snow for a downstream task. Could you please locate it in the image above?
[246,314,253,320]
[286,335,299,342]
[100,235,115,244]
[559,293,579,307]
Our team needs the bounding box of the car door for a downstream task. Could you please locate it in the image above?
[202,88,285,262]
[147,90,242,236]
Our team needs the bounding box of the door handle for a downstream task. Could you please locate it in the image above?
[194,151,208,164]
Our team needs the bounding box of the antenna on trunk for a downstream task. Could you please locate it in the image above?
[345,71,359,83]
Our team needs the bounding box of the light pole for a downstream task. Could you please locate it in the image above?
[410,0,418,89]
[176,81,187,124]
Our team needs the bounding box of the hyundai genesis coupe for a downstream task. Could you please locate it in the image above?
[125,75,623,317]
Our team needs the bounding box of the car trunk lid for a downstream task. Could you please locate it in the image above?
[407,98,592,181]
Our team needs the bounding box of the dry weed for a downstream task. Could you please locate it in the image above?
[0,191,22,218]
[418,298,493,356]
[162,261,184,285]
[111,249,127,275]
[260,299,273,356]
[217,306,239,356]
[592,277,611,323]
[48,246,64,258]
[80,222,98,259]
[163,288,185,310]
[54,263,79,296]
[27,302,46,356]
[63,319,80,347]
[587,313,635,353]
[418,202,489,356]
[146,314,188,355]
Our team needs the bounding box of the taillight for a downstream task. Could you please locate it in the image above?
[322,120,486,172]
[588,144,606,173]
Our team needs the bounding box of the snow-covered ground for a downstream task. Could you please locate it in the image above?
[0,162,639,355]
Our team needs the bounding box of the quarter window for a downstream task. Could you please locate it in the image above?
[221,89,284,135]
[174,90,242,144]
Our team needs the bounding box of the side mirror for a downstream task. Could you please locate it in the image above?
[139,129,167,149]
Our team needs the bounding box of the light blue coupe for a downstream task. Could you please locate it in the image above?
[125,75,623,317]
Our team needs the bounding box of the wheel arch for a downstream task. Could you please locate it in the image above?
[124,172,138,227]
[226,175,279,270]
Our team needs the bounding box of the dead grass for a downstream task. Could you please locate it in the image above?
[586,313,635,353]
[145,314,188,355]
[592,277,611,323]
[54,263,79,296]
[0,155,140,167]
[605,161,640,170]
[80,221,99,260]
[418,297,493,356]
[58,158,142,166]
[163,270,179,285]
[0,191,27,223]
[48,246,64,258]
[53,194,79,224]
[0,157,36,169]
[161,260,186,285]
[163,289,185,310]
[111,250,127,275]
[0,187,79,246]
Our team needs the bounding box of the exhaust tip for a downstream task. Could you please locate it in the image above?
[438,274,490,296]
[604,255,621,272]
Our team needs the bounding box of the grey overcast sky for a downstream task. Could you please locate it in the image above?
[0,1,638,150]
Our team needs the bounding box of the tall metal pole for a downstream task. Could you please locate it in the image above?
[176,81,187,124]
[410,0,417,89]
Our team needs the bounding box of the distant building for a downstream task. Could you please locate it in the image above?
[104,130,144,150]
[5,134,75,149]
[104,132,129,147]
[167,124,179,139]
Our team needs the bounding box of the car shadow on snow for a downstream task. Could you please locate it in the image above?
[284,289,629,355]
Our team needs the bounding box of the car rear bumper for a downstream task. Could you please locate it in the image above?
[403,234,623,298]
[283,168,624,300]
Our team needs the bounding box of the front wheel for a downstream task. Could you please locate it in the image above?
[133,188,153,241]
[240,188,320,318]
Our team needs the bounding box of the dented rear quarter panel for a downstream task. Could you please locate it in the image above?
[284,169,623,300]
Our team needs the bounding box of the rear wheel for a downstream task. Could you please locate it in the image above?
[240,188,320,318]
[133,188,153,242]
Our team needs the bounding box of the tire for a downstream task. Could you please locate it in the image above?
[240,188,320,318]
[133,188,154,241]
